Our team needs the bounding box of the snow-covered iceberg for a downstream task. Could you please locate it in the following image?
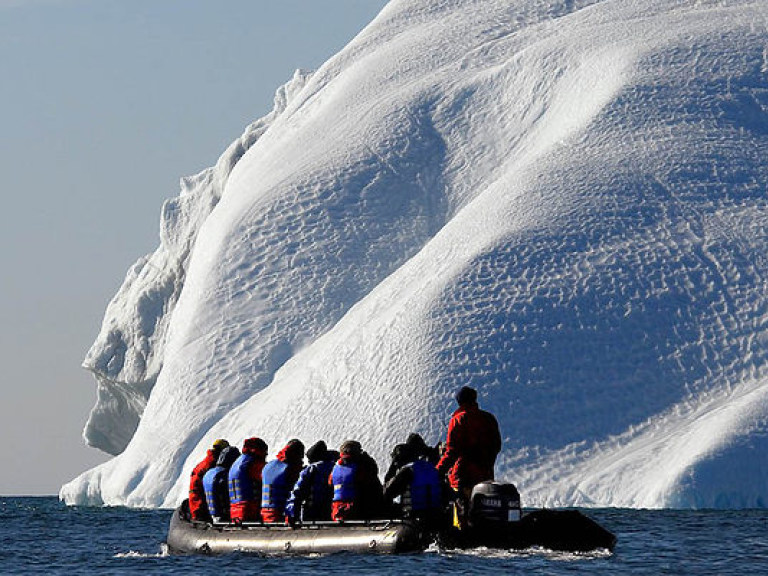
[62,0,768,509]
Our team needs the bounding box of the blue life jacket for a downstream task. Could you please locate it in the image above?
[229,453,256,504]
[261,459,292,511]
[331,461,357,502]
[286,460,331,520]
[203,465,229,519]
[306,460,335,517]
[404,460,443,513]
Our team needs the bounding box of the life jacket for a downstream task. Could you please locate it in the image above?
[402,460,442,513]
[229,453,258,504]
[261,459,292,511]
[203,466,229,519]
[304,460,335,518]
[331,461,358,502]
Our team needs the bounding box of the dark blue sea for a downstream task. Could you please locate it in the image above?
[3,497,768,575]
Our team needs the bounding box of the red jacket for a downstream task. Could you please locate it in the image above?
[189,450,217,520]
[436,403,501,491]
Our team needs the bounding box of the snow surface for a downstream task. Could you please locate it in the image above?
[62,0,768,509]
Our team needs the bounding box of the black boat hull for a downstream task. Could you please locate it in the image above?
[439,509,617,552]
[166,506,615,555]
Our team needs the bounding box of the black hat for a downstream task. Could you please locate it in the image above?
[306,440,328,463]
[392,443,416,464]
[406,433,428,454]
[340,440,362,457]
[216,446,240,468]
[455,386,477,405]
[285,439,305,461]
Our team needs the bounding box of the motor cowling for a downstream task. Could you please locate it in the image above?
[469,482,521,527]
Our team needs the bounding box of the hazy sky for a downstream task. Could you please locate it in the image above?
[0,0,388,496]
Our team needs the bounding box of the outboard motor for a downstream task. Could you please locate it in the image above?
[468,482,521,528]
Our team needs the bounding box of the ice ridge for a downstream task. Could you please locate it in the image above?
[62,0,768,509]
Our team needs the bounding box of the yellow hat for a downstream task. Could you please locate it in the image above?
[212,439,229,450]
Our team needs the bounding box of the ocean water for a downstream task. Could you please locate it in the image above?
[3,497,767,575]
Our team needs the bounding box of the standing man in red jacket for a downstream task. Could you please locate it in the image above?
[436,386,501,508]
[188,438,230,521]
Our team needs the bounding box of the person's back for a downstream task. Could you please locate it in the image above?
[330,440,383,521]
[189,439,229,522]
[384,451,443,523]
[285,441,336,523]
[406,432,440,465]
[203,446,240,522]
[358,451,385,518]
[385,434,440,484]
[261,439,305,523]
[437,387,502,493]
[384,443,410,484]
[406,459,444,521]
[229,437,268,522]
[449,404,500,483]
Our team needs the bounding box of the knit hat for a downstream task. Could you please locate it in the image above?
[306,440,328,463]
[455,386,478,405]
[212,439,230,451]
[340,440,362,457]
[284,439,305,462]
[406,433,428,455]
[242,437,268,456]
[216,446,240,468]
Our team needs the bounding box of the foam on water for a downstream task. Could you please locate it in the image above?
[113,545,169,559]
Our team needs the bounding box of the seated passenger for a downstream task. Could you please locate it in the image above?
[384,433,440,484]
[202,445,241,523]
[228,437,268,523]
[285,440,337,524]
[383,445,444,525]
[189,439,229,522]
[384,443,409,485]
[406,432,441,465]
[330,440,384,521]
[261,439,305,523]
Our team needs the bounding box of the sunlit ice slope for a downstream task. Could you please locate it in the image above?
[62,0,768,509]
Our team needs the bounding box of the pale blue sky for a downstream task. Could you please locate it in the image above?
[0,0,387,495]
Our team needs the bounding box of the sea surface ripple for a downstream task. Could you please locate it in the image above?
[2,498,767,575]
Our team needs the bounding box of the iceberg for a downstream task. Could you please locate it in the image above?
[61,0,768,509]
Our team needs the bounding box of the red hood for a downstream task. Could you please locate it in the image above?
[203,449,217,466]
[337,454,358,466]
[243,445,267,458]
[276,442,303,464]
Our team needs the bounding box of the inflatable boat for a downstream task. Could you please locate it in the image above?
[167,510,430,555]
[166,482,616,555]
